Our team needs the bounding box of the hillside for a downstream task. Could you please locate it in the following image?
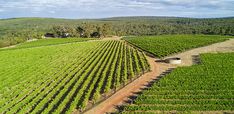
[121,53,234,113]
[0,16,234,48]
[0,34,233,114]
[1,16,234,32]
[1,16,234,35]
[0,40,149,113]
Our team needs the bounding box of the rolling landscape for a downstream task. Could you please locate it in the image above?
[0,0,234,114]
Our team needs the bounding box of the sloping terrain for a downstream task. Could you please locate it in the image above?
[0,40,149,114]
[123,35,231,57]
[121,53,234,113]
[85,38,234,114]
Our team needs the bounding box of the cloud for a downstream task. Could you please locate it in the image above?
[0,9,4,12]
[49,10,55,14]
[0,0,233,18]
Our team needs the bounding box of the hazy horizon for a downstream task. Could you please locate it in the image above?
[0,0,234,19]
[1,16,234,20]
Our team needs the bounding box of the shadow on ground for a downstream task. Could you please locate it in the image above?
[114,68,175,113]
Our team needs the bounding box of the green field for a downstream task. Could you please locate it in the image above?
[0,40,149,113]
[0,38,94,52]
[0,34,233,114]
[16,38,93,48]
[123,35,230,57]
[121,53,234,113]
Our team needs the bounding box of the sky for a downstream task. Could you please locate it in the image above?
[0,0,234,19]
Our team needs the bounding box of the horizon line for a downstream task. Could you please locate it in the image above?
[1,15,234,20]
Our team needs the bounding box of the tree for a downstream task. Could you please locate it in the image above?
[76,26,85,37]
[101,23,111,37]
[52,25,75,38]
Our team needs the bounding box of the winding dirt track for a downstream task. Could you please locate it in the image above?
[84,57,172,114]
[83,38,234,114]
[164,38,234,66]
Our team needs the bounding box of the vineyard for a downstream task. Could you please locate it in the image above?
[123,35,230,57]
[0,38,94,51]
[0,40,149,113]
[121,53,234,113]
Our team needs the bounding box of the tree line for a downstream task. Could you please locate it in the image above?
[51,23,111,38]
[51,18,234,37]
[0,17,234,48]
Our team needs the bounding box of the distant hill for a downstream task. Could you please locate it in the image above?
[0,16,234,47]
[100,16,234,21]
[1,16,233,34]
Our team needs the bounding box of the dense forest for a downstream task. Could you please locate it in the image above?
[0,16,234,47]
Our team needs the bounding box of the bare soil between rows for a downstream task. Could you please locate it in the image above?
[83,56,174,114]
[82,38,234,114]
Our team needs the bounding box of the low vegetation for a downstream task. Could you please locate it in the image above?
[123,35,230,57]
[2,38,94,50]
[0,40,150,113]
[121,53,234,113]
[0,38,94,52]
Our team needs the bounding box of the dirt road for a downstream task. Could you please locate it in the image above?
[164,38,234,66]
[84,56,173,114]
[84,38,234,114]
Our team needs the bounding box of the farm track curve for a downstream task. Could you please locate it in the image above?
[164,38,234,66]
[84,38,234,114]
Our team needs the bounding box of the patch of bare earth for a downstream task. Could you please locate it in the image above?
[164,38,234,66]
[101,36,122,41]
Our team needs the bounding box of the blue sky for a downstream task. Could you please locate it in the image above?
[0,0,234,19]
